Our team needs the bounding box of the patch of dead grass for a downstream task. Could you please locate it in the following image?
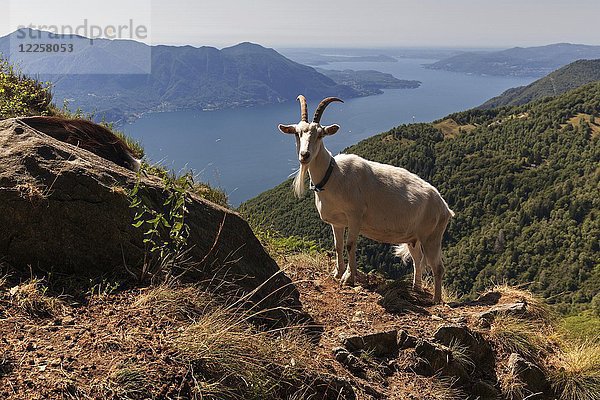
[173,304,314,399]
[486,283,556,325]
[133,283,213,321]
[549,341,600,400]
[8,278,64,318]
[488,313,545,361]
[434,118,476,139]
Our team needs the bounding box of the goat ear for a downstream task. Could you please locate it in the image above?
[278,124,297,134]
[323,124,340,136]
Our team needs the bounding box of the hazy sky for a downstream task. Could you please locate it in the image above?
[3,0,600,48]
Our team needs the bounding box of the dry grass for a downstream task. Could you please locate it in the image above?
[396,374,465,400]
[549,341,600,400]
[14,181,46,203]
[487,283,556,324]
[8,278,64,318]
[433,118,476,139]
[447,338,475,373]
[567,113,600,138]
[134,283,213,321]
[422,275,461,303]
[173,304,313,399]
[488,313,545,360]
[94,364,155,400]
[427,376,465,400]
[498,362,528,400]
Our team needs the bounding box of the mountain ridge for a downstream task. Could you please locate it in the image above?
[0,29,416,123]
[479,59,600,108]
[426,43,600,77]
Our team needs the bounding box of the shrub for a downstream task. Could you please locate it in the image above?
[0,58,53,119]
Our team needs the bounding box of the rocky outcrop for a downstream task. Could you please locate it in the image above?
[507,353,553,399]
[478,302,528,326]
[0,118,299,312]
[434,324,496,369]
[341,330,399,357]
[413,339,470,382]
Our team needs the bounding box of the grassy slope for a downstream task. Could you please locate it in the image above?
[480,59,600,109]
[1,248,599,399]
[240,82,600,311]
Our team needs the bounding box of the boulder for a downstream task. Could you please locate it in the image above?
[507,353,553,399]
[478,302,528,326]
[341,329,399,357]
[434,324,495,370]
[0,118,299,313]
[471,380,502,400]
[332,347,366,377]
[413,339,470,383]
[399,331,418,349]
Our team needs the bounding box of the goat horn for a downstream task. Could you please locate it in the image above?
[313,97,343,124]
[297,95,308,122]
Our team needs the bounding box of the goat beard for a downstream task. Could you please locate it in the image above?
[293,162,308,198]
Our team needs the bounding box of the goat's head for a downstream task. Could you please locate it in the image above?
[278,95,343,165]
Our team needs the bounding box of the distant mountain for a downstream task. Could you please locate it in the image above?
[317,68,420,95]
[0,29,388,123]
[480,59,600,109]
[278,51,398,66]
[426,43,600,77]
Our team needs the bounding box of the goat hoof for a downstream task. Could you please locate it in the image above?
[340,272,355,287]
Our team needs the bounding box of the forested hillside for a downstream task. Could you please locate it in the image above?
[480,59,600,109]
[240,82,600,311]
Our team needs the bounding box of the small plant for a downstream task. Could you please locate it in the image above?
[0,57,53,119]
[245,216,322,256]
[191,182,229,208]
[86,278,121,298]
[128,169,193,281]
[143,162,229,207]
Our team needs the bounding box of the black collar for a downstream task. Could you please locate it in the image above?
[310,157,335,192]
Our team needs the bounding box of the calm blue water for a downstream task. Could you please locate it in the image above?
[123,58,534,205]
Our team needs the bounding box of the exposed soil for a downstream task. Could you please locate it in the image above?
[281,253,500,399]
[0,254,536,399]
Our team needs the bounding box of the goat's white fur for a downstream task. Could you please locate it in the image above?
[279,99,454,303]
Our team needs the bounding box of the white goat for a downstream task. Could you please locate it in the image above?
[278,95,454,303]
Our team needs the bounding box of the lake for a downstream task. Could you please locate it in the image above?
[123,57,534,206]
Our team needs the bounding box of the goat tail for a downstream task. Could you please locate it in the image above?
[449,208,455,217]
[293,163,308,198]
[394,244,412,263]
